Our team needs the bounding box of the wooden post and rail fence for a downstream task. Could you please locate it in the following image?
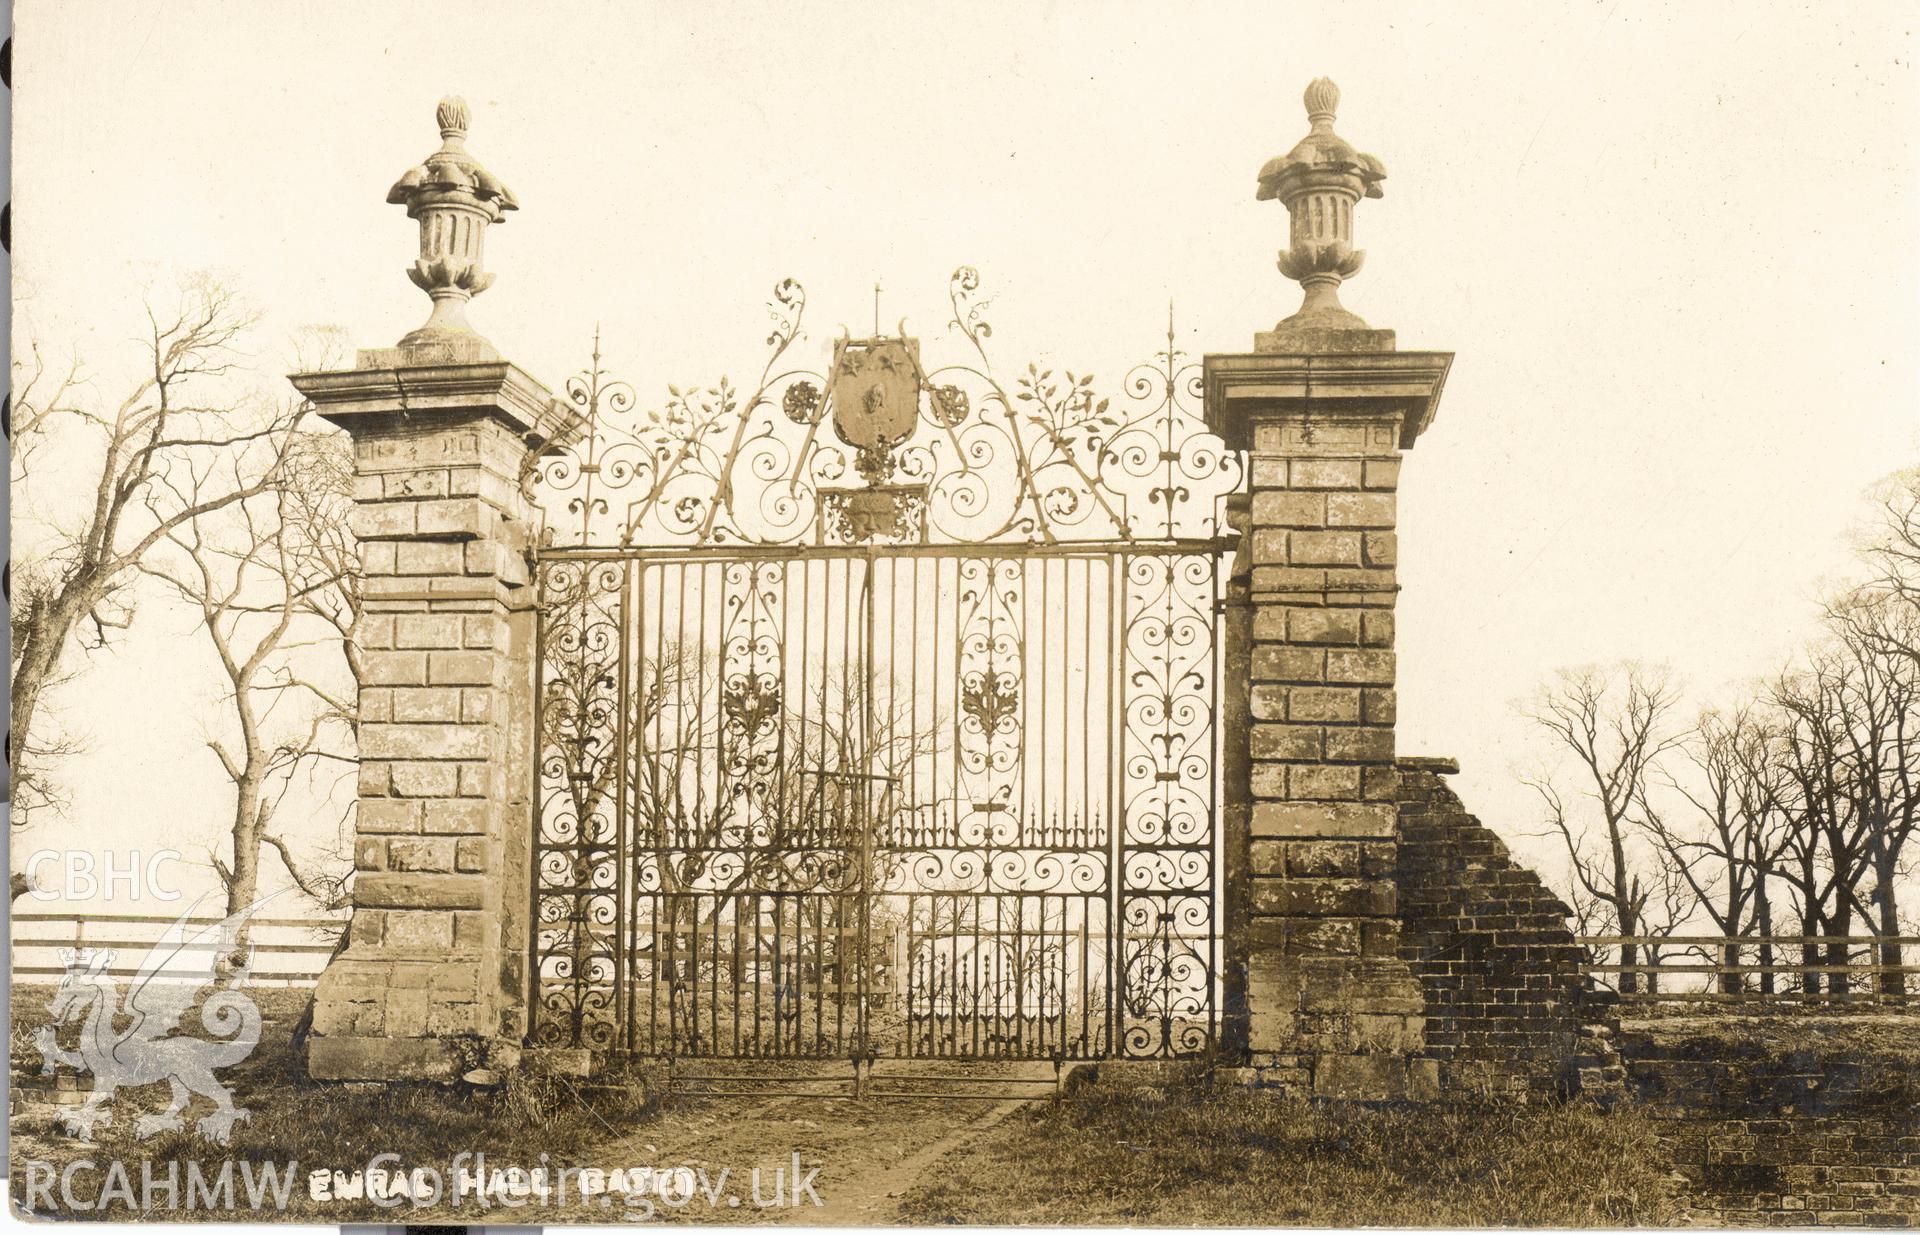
[1580,934,1920,1007]
[14,914,1919,1011]
[10,912,347,987]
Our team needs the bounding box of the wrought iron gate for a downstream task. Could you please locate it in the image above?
[528,272,1240,1063]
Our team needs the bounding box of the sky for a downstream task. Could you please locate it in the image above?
[9,0,1919,908]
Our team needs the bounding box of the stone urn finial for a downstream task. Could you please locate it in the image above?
[1256,77,1388,344]
[386,95,518,350]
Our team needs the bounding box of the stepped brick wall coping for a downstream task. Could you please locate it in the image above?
[1394,760,1620,1099]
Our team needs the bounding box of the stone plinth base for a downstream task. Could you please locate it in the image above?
[1254,325,1397,354]
[306,955,522,1081]
[522,1047,595,1079]
[308,1033,517,1083]
[1242,949,1432,1099]
[1222,1052,1440,1100]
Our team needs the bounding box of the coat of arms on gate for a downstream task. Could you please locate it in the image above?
[820,334,931,542]
[829,336,921,460]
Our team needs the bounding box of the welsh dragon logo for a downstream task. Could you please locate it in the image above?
[35,896,273,1145]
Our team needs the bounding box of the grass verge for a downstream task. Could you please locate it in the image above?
[9,987,660,1223]
[12,981,1689,1226]
[899,1078,1682,1227]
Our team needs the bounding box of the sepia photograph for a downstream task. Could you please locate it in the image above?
[5,1,1918,1227]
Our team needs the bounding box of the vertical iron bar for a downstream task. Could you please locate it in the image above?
[665,892,679,1056]
[732,891,743,1055]
[1077,557,1093,1054]
[930,556,944,850]
[1036,557,1047,853]
[1109,550,1126,1058]
[750,892,762,1057]
[1079,897,1091,1058]
[689,889,701,1054]
[710,888,720,1054]
[971,892,983,1057]
[857,551,877,1061]
[671,564,689,854]
[1015,891,1027,1057]
[773,893,785,1054]
[786,560,808,1058]
[615,559,634,1052]
[1208,552,1223,1049]
[648,561,668,1055]
[1081,557,1093,852]
[527,560,547,1047]
[903,893,917,1056]
[907,556,920,846]
[648,891,660,1054]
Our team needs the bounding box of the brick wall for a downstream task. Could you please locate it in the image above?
[1386,759,1917,1224]
[1623,1037,1920,1224]
[1394,759,1621,1099]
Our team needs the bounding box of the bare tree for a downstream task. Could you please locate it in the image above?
[1520,474,1920,1003]
[1769,635,1898,998]
[262,427,364,892]
[7,560,88,829]
[1640,703,1795,993]
[136,416,356,920]
[1524,664,1686,993]
[1845,474,1920,992]
[1861,469,1920,624]
[1802,592,1920,997]
[9,281,300,890]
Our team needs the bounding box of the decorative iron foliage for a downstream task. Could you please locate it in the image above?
[532,269,1240,549]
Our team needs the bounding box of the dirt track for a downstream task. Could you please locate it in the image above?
[604,1091,1026,1224]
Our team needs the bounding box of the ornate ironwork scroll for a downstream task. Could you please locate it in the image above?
[529,558,627,1049]
[529,276,1234,1063]
[531,271,1240,548]
[1118,551,1220,1058]
[954,557,1025,832]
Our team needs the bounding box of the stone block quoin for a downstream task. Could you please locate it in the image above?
[1205,350,1451,1098]
[290,354,580,1081]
